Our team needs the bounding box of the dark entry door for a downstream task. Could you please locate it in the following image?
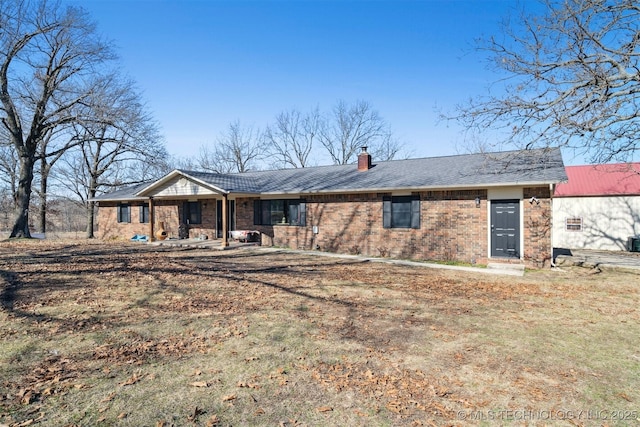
[491,200,520,258]
[216,200,235,238]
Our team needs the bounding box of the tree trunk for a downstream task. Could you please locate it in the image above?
[38,166,48,233]
[86,184,97,239]
[85,201,95,239]
[10,155,35,238]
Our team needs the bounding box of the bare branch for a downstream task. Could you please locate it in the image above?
[449,0,640,163]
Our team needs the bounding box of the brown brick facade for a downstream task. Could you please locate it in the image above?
[98,186,553,267]
[523,186,553,267]
[96,201,150,239]
[96,200,219,240]
[235,187,552,267]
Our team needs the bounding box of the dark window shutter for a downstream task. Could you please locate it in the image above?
[261,200,271,225]
[192,202,202,224]
[139,206,144,223]
[253,200,261,225]
[299,200,306,226]
[383,197,392,229]
[411,195,420,229]
[182,201,188,224]
[118,204,130,223]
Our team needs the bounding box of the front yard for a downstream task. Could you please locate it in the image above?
[1,240,638,426]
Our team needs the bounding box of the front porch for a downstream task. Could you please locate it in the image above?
[147,237,260,251]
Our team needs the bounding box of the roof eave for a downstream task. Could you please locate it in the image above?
[91,196,148,203]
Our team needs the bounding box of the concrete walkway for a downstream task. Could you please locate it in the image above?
[146,240,525,276]
[148,238,259,250]
[147,239,640,275]
[220,246,527,277]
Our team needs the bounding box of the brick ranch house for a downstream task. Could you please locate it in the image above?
[94,147,567,267]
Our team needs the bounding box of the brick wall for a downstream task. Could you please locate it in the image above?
[96,200,218,240]
[523,187,553,267]
[96,201,150,239]
[235,187,552,267]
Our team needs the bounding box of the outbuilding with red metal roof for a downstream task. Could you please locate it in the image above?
[553,164,640,251]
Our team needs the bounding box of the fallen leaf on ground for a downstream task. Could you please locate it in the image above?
[206,414,220,426]
[101,391,116,402]
[316,406,333,412]
[222,394,237,402]
[119,373,143,386]
[20,390,36,405]
[617,392,632,402]
[187,406,204,421]
[190,381,209,388]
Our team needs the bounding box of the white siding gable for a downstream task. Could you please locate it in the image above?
[154,177,219,197]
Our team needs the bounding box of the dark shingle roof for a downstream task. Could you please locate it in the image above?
[94,148,567,201]
[183,147,566,194]
[92,182,152,202]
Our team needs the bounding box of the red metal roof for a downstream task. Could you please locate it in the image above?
[554,163,640,197]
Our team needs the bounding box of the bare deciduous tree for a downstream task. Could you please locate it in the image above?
[197,120,264,173]
[370,132,406,161]
[34,127,78,233]
[264,107,320,168]
[452,0,640,163]
[319,100,401,165]
[57,75,166,238]
[0,0,116,237]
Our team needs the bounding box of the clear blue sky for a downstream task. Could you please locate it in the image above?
[69,1,570,164]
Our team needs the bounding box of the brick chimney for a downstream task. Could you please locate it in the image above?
[357,146,372,171]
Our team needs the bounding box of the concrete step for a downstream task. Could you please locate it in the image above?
[486,263,525,276]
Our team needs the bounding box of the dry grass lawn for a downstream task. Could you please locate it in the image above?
[1,239,639,426]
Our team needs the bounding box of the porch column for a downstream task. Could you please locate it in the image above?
[148,197,155,242]
[221,193,229,247]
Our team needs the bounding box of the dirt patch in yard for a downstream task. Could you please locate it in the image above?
[1,240,639,426]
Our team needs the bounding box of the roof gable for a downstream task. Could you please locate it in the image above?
[151,176,221,197]
[554,163,640,197]
[136,170,234,197]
